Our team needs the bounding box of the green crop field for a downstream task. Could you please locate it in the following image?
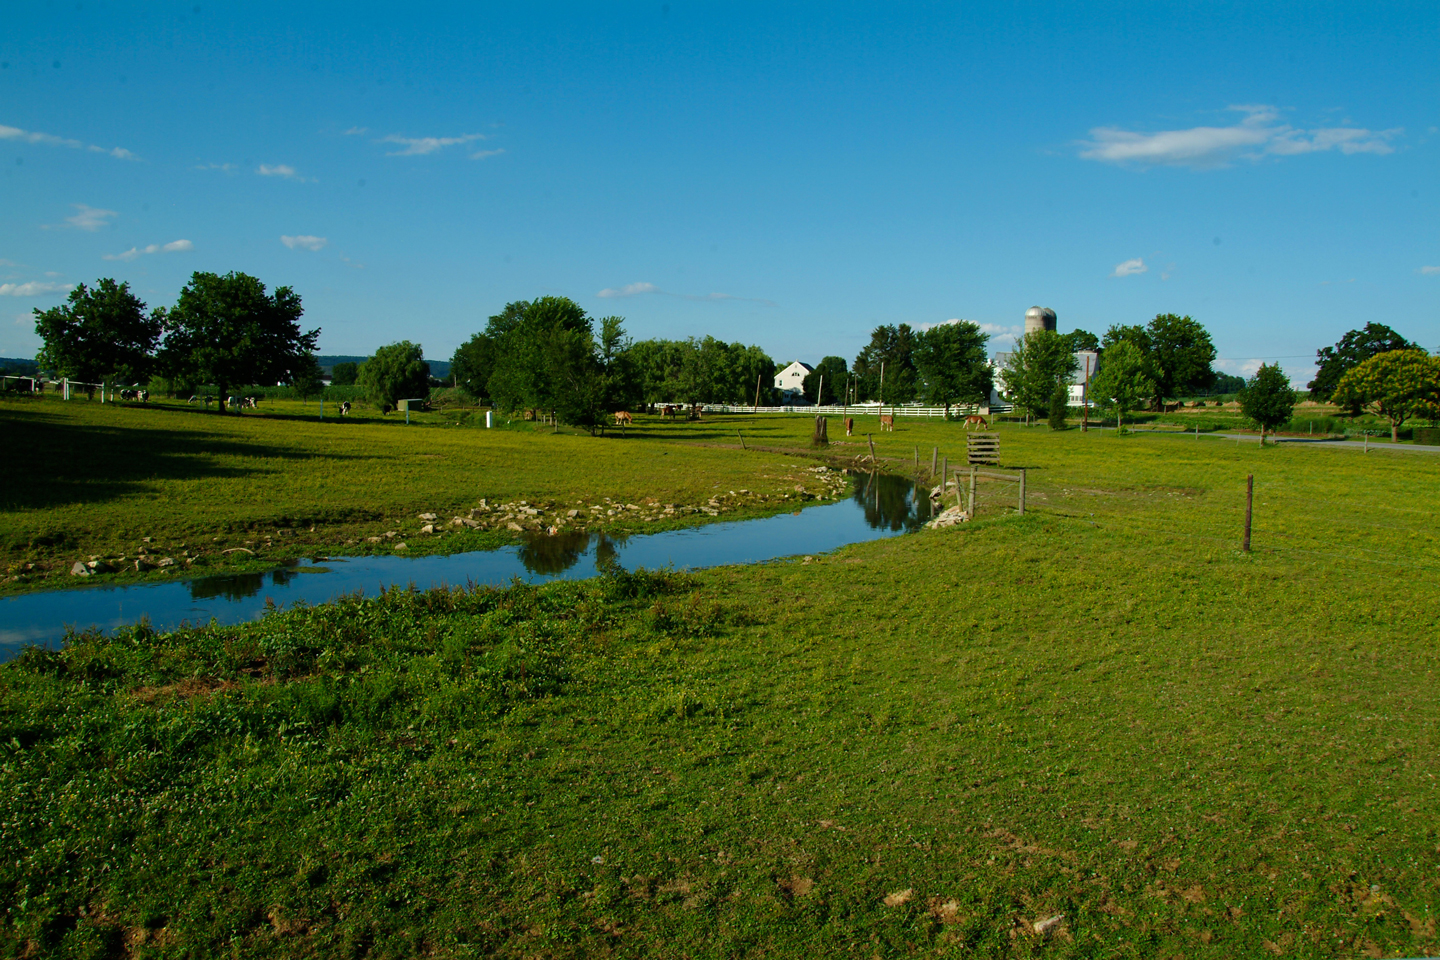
[2,397,1439,957]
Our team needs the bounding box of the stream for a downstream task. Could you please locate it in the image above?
[0,471,935,660]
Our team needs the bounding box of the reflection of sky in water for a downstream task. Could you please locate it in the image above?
[1,470,935,659]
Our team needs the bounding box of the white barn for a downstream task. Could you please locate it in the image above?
[774,361,813,402]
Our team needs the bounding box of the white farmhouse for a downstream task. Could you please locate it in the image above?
[774,361,814,402]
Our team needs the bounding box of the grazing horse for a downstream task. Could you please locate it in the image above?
[689,403,703,420]
[963,414,989,431]
[613,410,634,427]
[661,404,678,420]
[339,401,352,417]
[879,414,894,432]
[845,416,854,436]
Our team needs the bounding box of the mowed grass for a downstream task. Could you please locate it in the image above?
[0,396,848,590]
[2,408,1437,957]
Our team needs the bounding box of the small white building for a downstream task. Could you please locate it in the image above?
[774,361,814,402]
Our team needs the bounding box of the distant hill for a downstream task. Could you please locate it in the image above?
[317,355,450,379]
[0,357,39,376]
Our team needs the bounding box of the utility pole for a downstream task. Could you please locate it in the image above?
[1081,355,1090,433]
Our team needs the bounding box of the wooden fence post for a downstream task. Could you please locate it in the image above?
[1018,468,1026,516]
[968,467,976,516]
[930,446,938,476]
[1243,474,1253,552]
[868,433,876,462]
[738,430,747,450]
[941,456,948,492]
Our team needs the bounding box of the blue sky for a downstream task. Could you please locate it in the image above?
[4,1,1437,384]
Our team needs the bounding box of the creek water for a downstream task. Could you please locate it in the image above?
[0,471,935,660]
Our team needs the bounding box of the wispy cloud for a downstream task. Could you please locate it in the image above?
[1419,266,1440,276]
[470,148,505,160]
[195,162,236,172]
[596,281,775,305]
[0,122,140,160]
[1111,257,1148,278]
[64,204,118,231]
[1078,105,1401,169]
[381,133,487,156]
[281,235,328,251]
[977,322,1024,349]
[343,126,369,136]
[102,239,193,262]
[257,163,313,181]
[0,281,74,297]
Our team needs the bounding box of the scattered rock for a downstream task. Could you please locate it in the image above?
[142,536,153,543]
[394,542,408,551]
[71,561,91,577]
[1033,914,1065,937]
[883,889,914,908]
[157,557,176,568]
[506,522,523,532]
[86,560,113,572]
[419,523,435,534]
[566,509,580,518]
[135,559,154,572]
[365,536,382,543]
[417,512,438,521]
[384,530,397,538]
[221,547,256,555]
[926,505,971,529]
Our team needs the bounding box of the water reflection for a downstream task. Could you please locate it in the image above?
[515,531,628,575]
[853,470,936,531]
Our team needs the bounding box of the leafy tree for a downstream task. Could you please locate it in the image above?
[1062,329,1100,353]
[853,324,918,404]
[1331,350,1440,442]
[487,297,604,427]
[1238,364,1297,443]
[1047,381,1069,430]
[1146,314,1216,401]
[330,361,359,386]
[451,301,530,402]
[1211,372,1245,395]
[359,342,430,412]
[33,279,162,385]
[802,356,848,405]
[160,271,319,412]
[1003,330,1078,421]
[291,354,324,401]
[1101,323,1150,354]
[1309,323,1420,402]
[1089,340,1156,432]
[912,321,991,415]
[628,339,686,409]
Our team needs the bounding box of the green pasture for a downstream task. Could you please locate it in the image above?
[2,396,1438,956]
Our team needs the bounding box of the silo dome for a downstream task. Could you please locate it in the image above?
[1024,306,1057,335]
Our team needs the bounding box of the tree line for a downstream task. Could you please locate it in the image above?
[32,272,320,412]
[448,297,779,430]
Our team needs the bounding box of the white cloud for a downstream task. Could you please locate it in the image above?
[381,133,487,156]
[975,322,1025,348]
[0,122,139,160]
[1111,257,1148,278]
[102,239,193,261]
[195,162,236,172]
[470,148,505,160]
[598,282,661,298]
[1419,266,1440,275]
[281,235,328,251]
[258,163,312,181]
[1078,105,1401,169]
[343,126,369,136]
[596,281,774,305]
[65,204,118,231]
[0,281,74,297]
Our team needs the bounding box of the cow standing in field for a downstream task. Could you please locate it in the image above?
[339,401,351,417]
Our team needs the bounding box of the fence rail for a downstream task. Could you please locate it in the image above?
[699,403,987,418]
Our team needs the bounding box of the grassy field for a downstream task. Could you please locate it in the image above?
[2,399,1439,957]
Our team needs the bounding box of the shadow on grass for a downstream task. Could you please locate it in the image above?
[0,406,362,513]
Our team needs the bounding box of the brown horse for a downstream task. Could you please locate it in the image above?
[879,414,894,432]
[844,416,854,436]
[613,410,634,427]
[963,415,989,431]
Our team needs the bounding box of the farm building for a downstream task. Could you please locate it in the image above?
[774,361,814,402]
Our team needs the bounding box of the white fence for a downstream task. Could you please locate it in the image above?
[2,376,121,401]
[700,403,989,418]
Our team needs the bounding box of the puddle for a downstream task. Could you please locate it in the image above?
[1,471,935,660]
